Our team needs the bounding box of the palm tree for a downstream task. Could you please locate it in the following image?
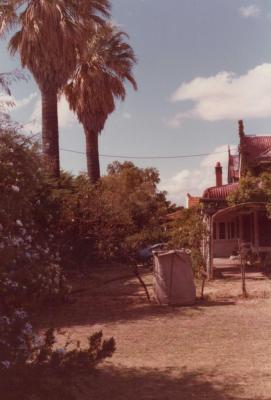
[0,0,110,178]
[64,23,137,183]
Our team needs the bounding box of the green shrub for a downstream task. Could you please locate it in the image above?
[167,207,206,274]
[64,162,169,265]
[0,129,70,311]
[0,309,116,400]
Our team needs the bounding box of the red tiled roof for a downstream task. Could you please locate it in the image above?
[242,135,271,158]
[187,193,201,208]
[202,183,239,200]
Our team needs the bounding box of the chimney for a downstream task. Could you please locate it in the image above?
[215,162,223,187]
[238,120,245,139]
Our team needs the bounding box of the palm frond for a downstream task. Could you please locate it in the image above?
[6,0,111,90]
[64,21,137,132]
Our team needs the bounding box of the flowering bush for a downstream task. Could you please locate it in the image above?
[0,309,115,371]
[0,309,116,399]
[0,129,70,311]
[0,309,38,369]
[0,76,116,400]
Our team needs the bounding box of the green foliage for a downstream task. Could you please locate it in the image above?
[0,129,70,311]
[68,162,169,264]
[227,173,271,205]
[167,207,206,274]
[0,127,116,400]
[0,310,116,400]
[227,172,271,217]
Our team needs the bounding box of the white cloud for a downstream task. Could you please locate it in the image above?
[0,92,37,112]
[169,63,271,126]
[239,5,261,18]
[24,95,77,134]
[160,145,232,205]
[15,93,37,110]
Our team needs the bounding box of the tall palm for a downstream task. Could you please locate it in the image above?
[64,23,137,183]
[0,0,110,177]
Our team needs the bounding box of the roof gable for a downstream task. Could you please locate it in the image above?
[242,135,271,159]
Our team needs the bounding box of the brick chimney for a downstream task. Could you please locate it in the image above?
[215,162,223,187]
[238,120,245,139]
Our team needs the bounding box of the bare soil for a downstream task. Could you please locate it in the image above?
[38,265,271,399]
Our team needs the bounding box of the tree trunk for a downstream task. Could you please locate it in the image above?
[84,125,100,184]
[41,87,60,178]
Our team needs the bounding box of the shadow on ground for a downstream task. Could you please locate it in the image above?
[3,365,269,400]
[36,280,236,329]
[78,365,269,400]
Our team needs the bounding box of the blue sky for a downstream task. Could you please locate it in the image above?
[1,0,271,205]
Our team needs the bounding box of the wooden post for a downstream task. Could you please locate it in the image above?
[207,216,214,279]
[254,210,259,249]
[239,240,248,298]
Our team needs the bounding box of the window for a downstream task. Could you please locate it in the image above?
[219,222,226,239]
[227,222,231,239]
[236,218,239,238]
[258,211,271,246]
[213,223,216,240]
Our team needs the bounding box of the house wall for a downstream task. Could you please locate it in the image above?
[213,216,239,258]
[212,210,271,258]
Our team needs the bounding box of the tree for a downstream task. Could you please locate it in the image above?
[227,173,270,206]
[227,172,271,219]
[64,23,137,183]
[62,162,168,264]
[167,207,206,275]
[0,0,110,178]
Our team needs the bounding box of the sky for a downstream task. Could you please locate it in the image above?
[1,0,271,205]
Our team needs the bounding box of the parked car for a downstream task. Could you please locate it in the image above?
[138,243,167,265]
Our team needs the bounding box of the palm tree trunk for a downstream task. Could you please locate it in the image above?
[41,87,60,178]
[84,125,101,184]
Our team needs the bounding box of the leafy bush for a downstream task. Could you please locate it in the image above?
[0,73,116,400]
[227,173,271,206]
[0,129,70,311]
[0,309,116,400]
[167,207,206,274]
[62,162,169,266]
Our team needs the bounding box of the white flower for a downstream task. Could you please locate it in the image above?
[11,185,20,193]
[1,361,11,369]
[33,335,44,347]
[0,316,10,325]
[22,322,33,335]
[14,310,27,319]
[55,348,66,355]
[16,220,23,227]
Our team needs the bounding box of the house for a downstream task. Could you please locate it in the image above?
[201,121,271,278]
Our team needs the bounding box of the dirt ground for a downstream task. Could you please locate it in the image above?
[38,265,271,400]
